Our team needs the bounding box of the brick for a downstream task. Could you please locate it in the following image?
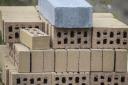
[92,17,128,49]
[90,72,114,85]
[115,49,127,72]
[79,49,91,72]
[113,72,128,85]
[38,0,92,28]
[0,6,43,43]
[43,49,54,72]
[1,56,15,85]
[31,50,43,73]
[20,28,50,50]
[67,49,79,72]
[103,49,114,71]
[40,13,92,49]
[9,69,52,85]
[55,49,67,72]
[91,49,102,71]
[13,43,30,73]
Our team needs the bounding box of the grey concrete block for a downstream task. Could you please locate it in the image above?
[103,49,114,72]
[38,0,92,28]
[91,49,102,71]
[115,49,127,72]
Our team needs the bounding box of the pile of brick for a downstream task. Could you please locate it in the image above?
[0,0,128,85]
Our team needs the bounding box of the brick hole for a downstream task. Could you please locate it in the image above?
[121,76,125,82]
[37,78,41,81]
[35,26,39,29]
[97,32,101,37]
[123,31,127,38]
[108,77,112,82]
[84,41,88,44]
[103,39,107,44]
[103,32,107,35]
[84,31,87,37]
[30,78,34,84]
[43,78,48,84]
[15,32,19,38]
[116,39,120,44]
[62,77,66,83]
[58,41,61,44]
[71,41,74,44]
[55,84,59,85]
[101,76,104,79]
[81,77,86,81]
[94,77,98,82]
[101,82,104,85]
[69,77,73,80]
[22,26,25,28]
[117,32,121,35]
[16,78,21,84]
[114,77,118,80]
[70,31,75,37]
[64,32,68,35]
[77,38,81,44]
[23,78,27,81]
[97,41,101,44]
[23,83,27,85]
[57,32,61,38]
[8,26,13,32]
[9,36,13,39]
[114,83,118,85]
[55,77,59,81]
[69,83,72,85]
[75,77,79,83]
[64,38,68,44]
[82,83,86,85]
[123,42,127,45]
[77,31,81,35]
[110,32,114,38]
[28,26,32,28]
[110,41,114,44]
[15,26,19,30]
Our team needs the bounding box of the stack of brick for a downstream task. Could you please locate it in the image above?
[0,0,128,85]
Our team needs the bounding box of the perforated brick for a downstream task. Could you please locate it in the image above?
[9,69,52,85]
[31,50,44,73]
[40,16,92,49]
[13,43,30,73]
[92,17,128,49]
[115,49,127,72]
[67,49,79,72]
[103,49,114,72]
[20,28,50,50]
[91,49,102,71]
[55,49,67,72]
[79,49,91,72]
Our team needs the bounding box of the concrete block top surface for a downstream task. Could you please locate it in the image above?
[14,43,29,52]
[45,0,91,7]
[115,49,127,52]
[93,17,128,28]
[93,13,114,18]
[21,28,48,37]
[0,6,41,21]
[38,0,92,28]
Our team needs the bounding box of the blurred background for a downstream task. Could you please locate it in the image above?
[0,0,127,24]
